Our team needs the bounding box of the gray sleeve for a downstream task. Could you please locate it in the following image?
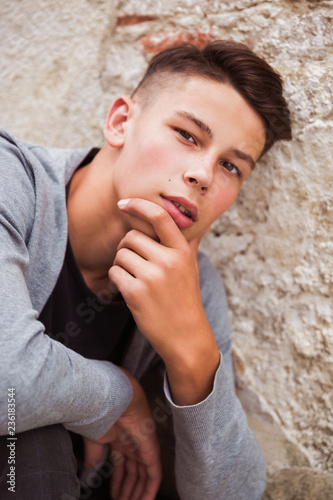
[163,252,266,500]
[0,144,132,440]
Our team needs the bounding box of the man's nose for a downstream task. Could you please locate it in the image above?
[184,159,214,192]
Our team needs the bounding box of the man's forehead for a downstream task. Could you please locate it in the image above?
[136,72,226,106]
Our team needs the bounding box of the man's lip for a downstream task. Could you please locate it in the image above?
[161,195,198,221]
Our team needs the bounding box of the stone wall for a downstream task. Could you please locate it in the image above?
[1,0,332,496]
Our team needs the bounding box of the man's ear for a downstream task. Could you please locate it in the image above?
[104,96,134,148]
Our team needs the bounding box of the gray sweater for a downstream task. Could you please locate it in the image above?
[0,129,265,499]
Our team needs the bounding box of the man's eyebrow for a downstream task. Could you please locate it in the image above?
[231,148,256,170]
[176,111,213,138]
[175,111,256,170]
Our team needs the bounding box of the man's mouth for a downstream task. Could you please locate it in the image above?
[170,201,192,219]
[160,196,198,229]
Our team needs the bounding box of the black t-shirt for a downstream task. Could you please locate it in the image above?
[39,152,134,364]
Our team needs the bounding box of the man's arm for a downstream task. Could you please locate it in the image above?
[109,198,266,499]
[164,252,266,499]
[83,366,162,500]
[110,198,220,406]
[0,144,133,439]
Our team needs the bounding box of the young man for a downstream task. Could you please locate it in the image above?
[0,41,291,500]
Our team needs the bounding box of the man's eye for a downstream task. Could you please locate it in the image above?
[177,129,196,144]
[221,161,241,177]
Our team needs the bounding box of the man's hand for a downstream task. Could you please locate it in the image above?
[83,367,162,500]
[109,198,220,406]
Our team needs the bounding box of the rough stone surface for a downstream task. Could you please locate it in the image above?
[1,0,333,492]
[263,467,333,500]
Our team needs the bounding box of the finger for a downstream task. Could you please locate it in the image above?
[130,463,146,500]
[116,230,162,262]
[110,450,126,499]
[108,264,137,297]
[118,458,138,500]
[140,461,162,500]
[118,198,186,249]
[113,247,149,279]
[83,438,106,468]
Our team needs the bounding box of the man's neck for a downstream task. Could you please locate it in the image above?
[67,145,126,295]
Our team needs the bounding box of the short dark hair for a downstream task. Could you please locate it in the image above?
[133,40,292,158]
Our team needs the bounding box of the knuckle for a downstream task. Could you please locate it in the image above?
[163,259,176,274]
[116,247,128,260]
[146,266,162,284]
[108,266,117,280]
[119,229,141,249]
[162,252,180,272]
[152,206,169,224]
[126,229,141,244]
[108,266,122,286]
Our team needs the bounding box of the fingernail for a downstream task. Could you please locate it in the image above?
[117,199,131,208]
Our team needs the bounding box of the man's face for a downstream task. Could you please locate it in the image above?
[111,76,266,241]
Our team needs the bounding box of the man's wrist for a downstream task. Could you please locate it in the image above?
[164,335,220,406]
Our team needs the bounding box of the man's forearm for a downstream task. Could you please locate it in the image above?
[163,323,221,406]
